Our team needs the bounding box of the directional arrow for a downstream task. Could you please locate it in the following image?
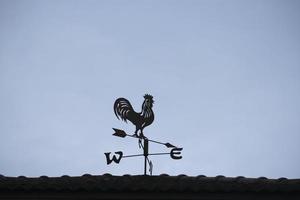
[112,128,177,148]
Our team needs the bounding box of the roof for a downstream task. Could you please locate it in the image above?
[1,173,300,194]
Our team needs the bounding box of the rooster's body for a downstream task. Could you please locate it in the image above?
[114,94,154,138]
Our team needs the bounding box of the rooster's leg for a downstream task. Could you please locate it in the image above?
[137,129,143,148]
[133,127,139,137]
[140,129,148,139]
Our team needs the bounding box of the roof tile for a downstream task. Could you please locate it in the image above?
[0,175,299,193]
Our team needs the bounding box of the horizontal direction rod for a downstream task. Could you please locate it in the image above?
[123,152,170,158]
[123,154,144,158]
[148,152,170,156]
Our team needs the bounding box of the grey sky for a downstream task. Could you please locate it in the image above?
[0,0,300,178]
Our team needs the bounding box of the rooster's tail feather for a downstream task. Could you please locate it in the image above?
[113,98,134,122]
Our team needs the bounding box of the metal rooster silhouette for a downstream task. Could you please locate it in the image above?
[114,94,154,138]
[107,94,182,175]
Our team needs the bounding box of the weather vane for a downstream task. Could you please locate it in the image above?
[104,94,183,175]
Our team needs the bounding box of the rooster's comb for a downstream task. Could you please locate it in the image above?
[144,94,153,100]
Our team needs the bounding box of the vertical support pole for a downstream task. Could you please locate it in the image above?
[143,138,149,175]
[144,155,147,175]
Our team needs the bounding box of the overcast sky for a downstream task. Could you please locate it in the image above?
[1,0,300,178]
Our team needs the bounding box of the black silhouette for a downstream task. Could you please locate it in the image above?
[108,94,183,175]
[114,94,154,138]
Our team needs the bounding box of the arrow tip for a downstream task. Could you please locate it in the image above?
[165,143,176,148]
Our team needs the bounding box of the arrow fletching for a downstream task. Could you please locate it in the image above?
[112,128,127,138]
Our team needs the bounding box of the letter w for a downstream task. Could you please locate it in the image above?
[104,151,123,164]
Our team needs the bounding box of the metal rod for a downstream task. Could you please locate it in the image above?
[127,134,169,147]
[123,154,144,158]
[123,152,170,158]
[143,138,148,175]
[123,153,170,159]
[144,155,147,175]
[147,139,166,145]
[148,152,170,156]
[127,134,138,139]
